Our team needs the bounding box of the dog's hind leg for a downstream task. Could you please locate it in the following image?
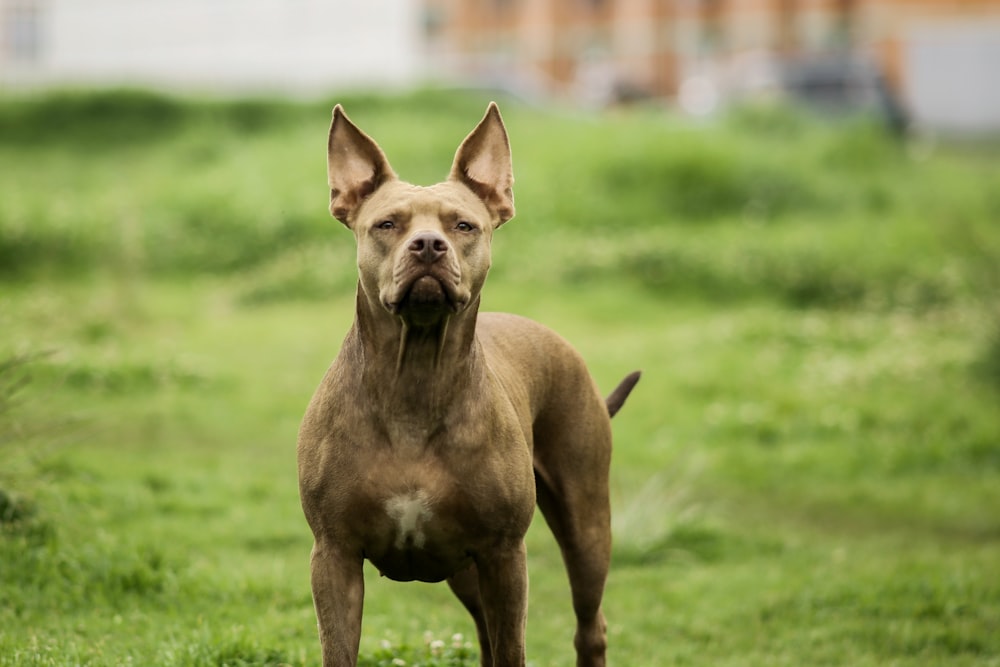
[532,410,613,667]
[447,564,493,667]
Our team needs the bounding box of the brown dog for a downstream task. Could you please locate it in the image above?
[297,102,640,667]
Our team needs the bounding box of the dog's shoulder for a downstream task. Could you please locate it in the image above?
[476,311,603,419]
[477,311,587,372]
[478,311,564,347]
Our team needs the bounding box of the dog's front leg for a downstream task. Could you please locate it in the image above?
[477,540,529,667]
[310,540,364,667]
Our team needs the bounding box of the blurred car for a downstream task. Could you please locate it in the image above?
[775,54,909,133]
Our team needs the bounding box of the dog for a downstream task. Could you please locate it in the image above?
[297,102,640,667]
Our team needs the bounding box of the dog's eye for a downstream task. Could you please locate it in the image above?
[376,220,395,230]
[456,221,474,232]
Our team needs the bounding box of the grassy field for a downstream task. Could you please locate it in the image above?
[2,88,999,666]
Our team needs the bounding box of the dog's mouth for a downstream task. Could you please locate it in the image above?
[385,274,466,320]
[404,276,449,307]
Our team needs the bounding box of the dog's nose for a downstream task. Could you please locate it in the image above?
[408,232,448,264]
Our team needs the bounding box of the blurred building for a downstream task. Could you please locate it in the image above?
[2,0,999,131]
[423,0,1000,132]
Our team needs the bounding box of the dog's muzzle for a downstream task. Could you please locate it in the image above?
[383,231,466,318]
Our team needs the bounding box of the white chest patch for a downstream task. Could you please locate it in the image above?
[384,491,433,549]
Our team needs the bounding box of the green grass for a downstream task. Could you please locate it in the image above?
[1,88,999,666]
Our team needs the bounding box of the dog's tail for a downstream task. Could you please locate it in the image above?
[605,370,641,418]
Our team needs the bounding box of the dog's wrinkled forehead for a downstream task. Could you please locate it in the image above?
[355,181,494,230]
[328,102,514,229]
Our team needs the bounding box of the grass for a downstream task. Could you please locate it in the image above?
[1,88,999,665]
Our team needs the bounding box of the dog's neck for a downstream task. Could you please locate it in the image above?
[351,288,482,420]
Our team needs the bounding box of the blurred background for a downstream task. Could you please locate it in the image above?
[2,0,1000,132]
[3,2,1000,666]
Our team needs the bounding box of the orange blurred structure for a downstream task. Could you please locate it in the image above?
[422,0,1000,109]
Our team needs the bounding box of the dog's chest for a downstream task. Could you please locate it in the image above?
[384,489,433,550]
[339,428,533,583]
[356,476,477,583]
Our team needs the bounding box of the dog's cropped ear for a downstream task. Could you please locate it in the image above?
[327,105,396,227]
[449,102,515,226]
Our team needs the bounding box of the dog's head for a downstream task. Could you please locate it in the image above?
[327,103,514,327]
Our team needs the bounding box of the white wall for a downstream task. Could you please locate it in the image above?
[3,0,423,94]
[904,20,1000,134]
